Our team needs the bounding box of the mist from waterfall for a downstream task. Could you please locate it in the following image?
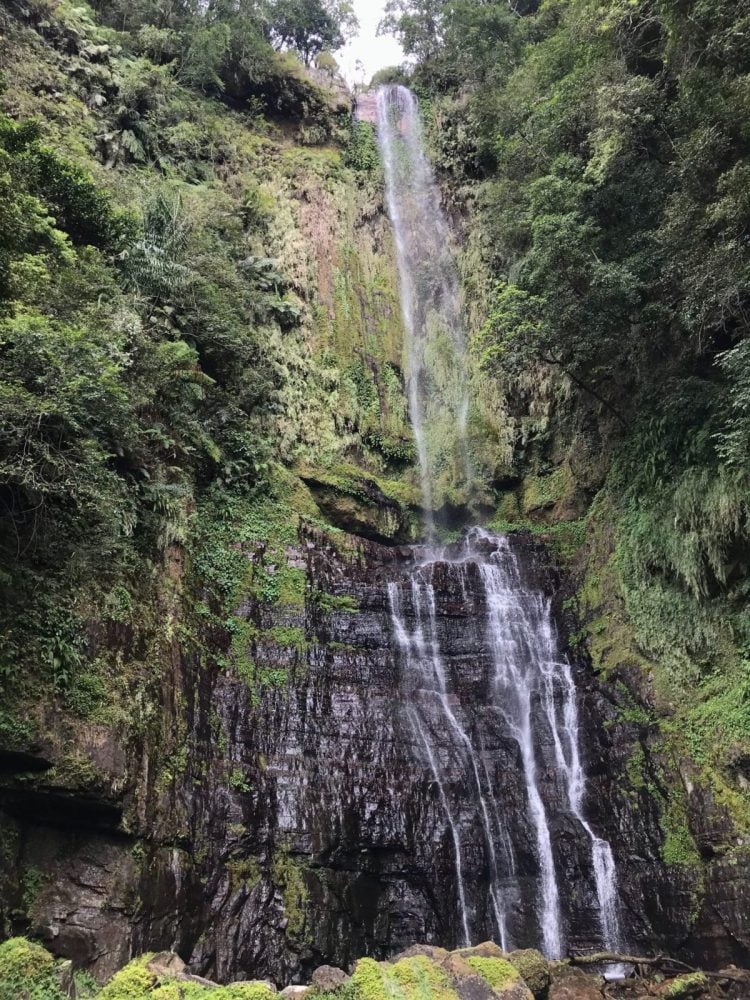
[377,84,623,959]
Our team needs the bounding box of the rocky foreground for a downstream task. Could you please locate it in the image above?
[2,938,748,1000]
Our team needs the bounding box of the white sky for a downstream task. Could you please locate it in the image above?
[336,0,406,87]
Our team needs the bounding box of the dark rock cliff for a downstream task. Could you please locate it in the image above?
[1,527,746,983]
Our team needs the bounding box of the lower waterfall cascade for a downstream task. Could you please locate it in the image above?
[388,530,622,959]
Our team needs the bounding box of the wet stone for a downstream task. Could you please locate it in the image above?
[311,966,350,992]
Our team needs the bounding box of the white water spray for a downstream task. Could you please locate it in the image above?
[389,574,511,950]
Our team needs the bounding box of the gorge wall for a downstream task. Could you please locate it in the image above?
[5,523,746,985]
[0,0,749,989]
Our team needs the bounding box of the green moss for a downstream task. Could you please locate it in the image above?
[152,986,182,1000]
[227,857,261,892]
[160,741,190,787]
[493,491,522,523]
[521,467,571,515]
[0,707,36,749]
[625,744,647,792]
[64,667,109,718]
[390,957,458,1000]
[47,750,103,789]
[662,973,709,998]
[266,626,307,651]
[250,561,306,608]
[99,956,156,999]
[228,768,252,793]
[350,958,390,1000]
[74,970,101,998]
[0,937,65,1000]
[277,566,307,607]
[219,985,277,1000]
[99,958,279,999]
[661,795,702,871]
[465,957,520,991]
[312,591,360,613]
[227,617,259,677]
[271,847,310,942]
[21,865,47,911]
[506,950,549,998]
[302,462,420,509]
[350,956,460,1000]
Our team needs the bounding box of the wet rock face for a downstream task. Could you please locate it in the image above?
[126,529,702,981]
[354,92,379,126]
[1,528,748,983]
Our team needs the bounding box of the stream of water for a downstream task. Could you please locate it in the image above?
[376,85,471,531]
[377,83,622,959]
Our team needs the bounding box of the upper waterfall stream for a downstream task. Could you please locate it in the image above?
[376,85,472,529]
[376,84,622,959]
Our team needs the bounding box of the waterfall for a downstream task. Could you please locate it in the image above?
[478,531,621,955]
[389,577,511,951]
[376,85,623,958]
[376,85,471,527]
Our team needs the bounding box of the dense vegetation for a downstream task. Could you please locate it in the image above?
[0,0,379,739]
[384,0,750,822]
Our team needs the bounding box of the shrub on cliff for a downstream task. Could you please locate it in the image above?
[0,937,66,1000]
[98,954,279,998]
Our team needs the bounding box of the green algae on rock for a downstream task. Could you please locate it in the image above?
[506,951,550,1000]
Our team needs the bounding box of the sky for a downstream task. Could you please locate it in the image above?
[335,0,406,87]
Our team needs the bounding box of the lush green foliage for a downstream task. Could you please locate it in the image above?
[0,100,284,702]
[386,0,750,435]
[0,936,66,1000]
[93,0,357,82]
[0,0,359,734]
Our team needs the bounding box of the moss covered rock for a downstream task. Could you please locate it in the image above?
[457,943,507,962]
[347,948,532,1000]
[461,957,531,1000]
[99,954,279,999]
[300,466,420,544]
[99,956,158,999]
[350,955,460,1000]
[0,937,66,1000]
[507,950,550,999]
[658,973,711,999]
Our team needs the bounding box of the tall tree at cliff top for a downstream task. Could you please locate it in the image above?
[269,0,358,64]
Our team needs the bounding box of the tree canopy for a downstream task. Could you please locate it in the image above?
[269,0,358,65]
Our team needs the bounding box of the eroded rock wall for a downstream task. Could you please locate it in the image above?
[5,528,744,983]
